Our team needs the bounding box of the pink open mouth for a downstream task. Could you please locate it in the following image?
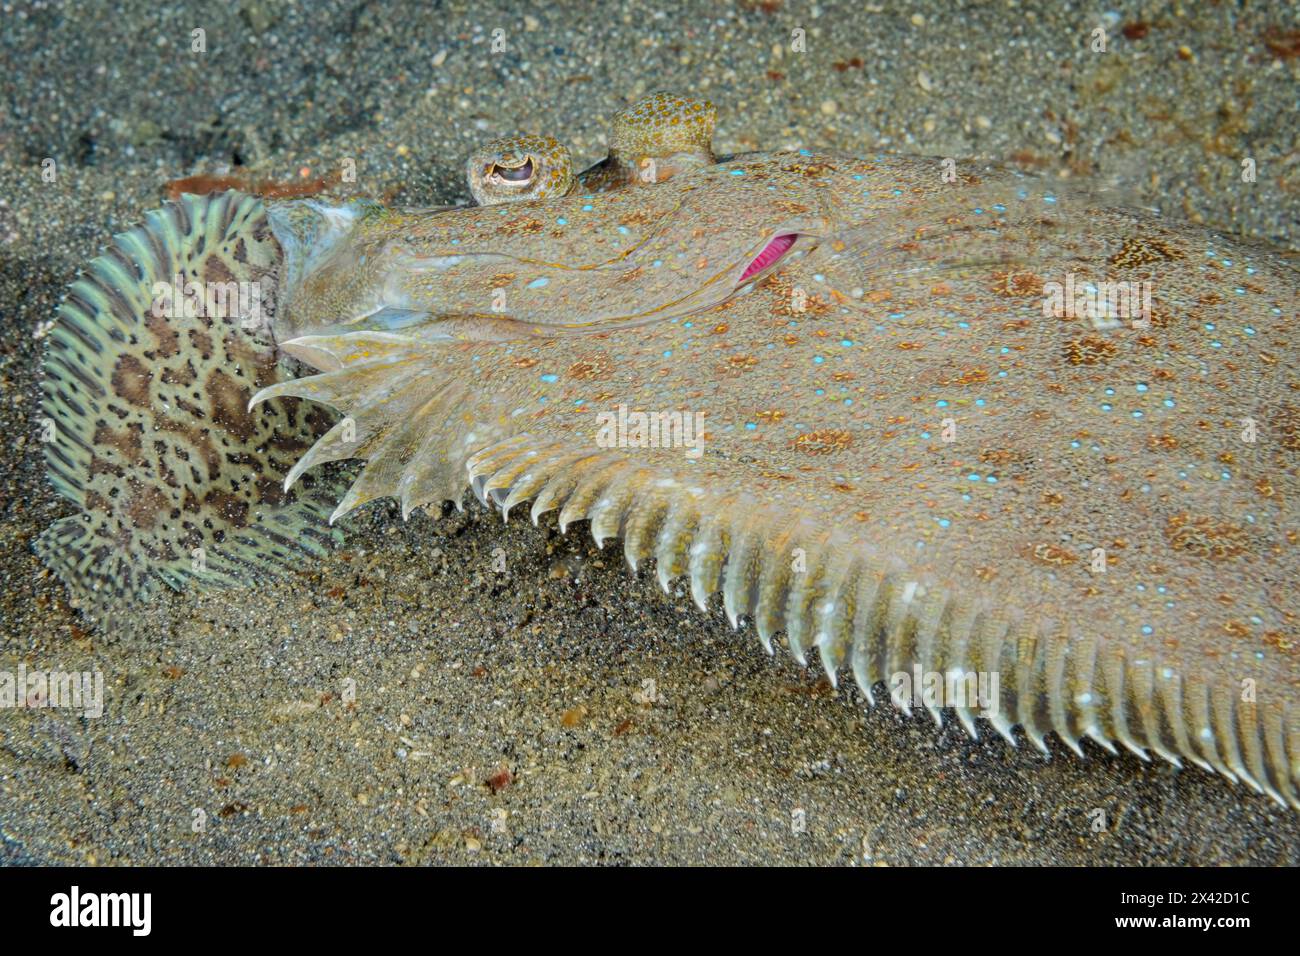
[738,233,797,283]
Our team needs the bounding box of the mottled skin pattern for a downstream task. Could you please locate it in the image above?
[578,91,717,192]
[38,193,345,604]
[40,149,1300,808]
[466,92,717,206]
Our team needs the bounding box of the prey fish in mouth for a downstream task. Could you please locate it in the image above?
[36,104,1300,810]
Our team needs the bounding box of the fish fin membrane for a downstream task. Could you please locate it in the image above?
[462,441,1300,811]
[38,190,350,616]
[251,331,506,522]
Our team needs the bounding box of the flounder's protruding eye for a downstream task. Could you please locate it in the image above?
[491,158,535,183]
[466,135,575,206]
[610,91,717,160]
[576,92,717,193]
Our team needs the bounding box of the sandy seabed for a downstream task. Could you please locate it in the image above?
[1,0,1298,865]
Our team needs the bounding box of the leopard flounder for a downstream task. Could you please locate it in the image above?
[39,147,1300,808]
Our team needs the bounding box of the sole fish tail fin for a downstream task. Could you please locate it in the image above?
[38,190,349,617]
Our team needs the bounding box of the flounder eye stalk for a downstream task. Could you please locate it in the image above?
[466,134,574,206]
